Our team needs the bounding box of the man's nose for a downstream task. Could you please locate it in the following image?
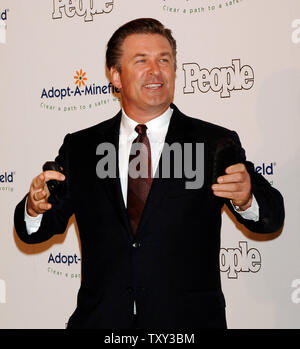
[148,60,160,76]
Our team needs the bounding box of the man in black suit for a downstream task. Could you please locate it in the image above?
[14,18,284,329]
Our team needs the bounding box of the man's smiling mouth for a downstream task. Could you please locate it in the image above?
[144,83,163,89]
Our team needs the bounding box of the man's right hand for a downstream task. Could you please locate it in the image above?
[26,171,66,217]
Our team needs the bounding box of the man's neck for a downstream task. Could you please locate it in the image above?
[122,104,171,123]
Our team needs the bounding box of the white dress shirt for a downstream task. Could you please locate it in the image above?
[119,107,173,205]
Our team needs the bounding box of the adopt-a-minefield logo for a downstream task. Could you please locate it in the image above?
[0,9,8,20]
[52,0,114,22]
[40,69,120,112]
[0,9,8,44]
[161,0,245,15]
[0,171,15,193]
[255,161,276,186]
[47,250,81,280]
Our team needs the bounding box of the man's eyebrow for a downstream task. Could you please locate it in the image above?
[131,52,172,60]
[132,53,147,59]
[159,52,172,57]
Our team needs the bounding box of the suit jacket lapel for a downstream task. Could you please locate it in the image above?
[135,105,187,237]
[94,111,133,239]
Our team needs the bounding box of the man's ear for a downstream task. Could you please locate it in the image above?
[110,67,122,89]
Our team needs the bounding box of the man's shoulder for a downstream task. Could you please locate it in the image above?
[173,104,237,140]
[185,114,234,134]
[67,110,121,140]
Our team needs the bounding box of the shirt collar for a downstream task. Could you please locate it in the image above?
[120,107,173,143]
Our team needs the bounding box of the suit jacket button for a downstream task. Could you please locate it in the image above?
[127,287,134,294]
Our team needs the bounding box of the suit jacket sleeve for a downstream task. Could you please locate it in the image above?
[224,131,285,234]
[14,134,74,244]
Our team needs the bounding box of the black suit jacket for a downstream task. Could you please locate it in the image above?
[14,104,284,329]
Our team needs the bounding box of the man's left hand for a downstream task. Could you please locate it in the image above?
[211,163,252,211]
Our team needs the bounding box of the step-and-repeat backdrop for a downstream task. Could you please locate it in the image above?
[0,0,299,329]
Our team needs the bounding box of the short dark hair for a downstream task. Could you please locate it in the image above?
[106,18,177,72]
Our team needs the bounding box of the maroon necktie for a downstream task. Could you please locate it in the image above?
[127,124,153,234]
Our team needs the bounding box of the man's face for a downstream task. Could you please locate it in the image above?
[110,33,176,121]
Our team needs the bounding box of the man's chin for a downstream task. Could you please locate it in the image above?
[142,95,172,109]
[142,101,171,116]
